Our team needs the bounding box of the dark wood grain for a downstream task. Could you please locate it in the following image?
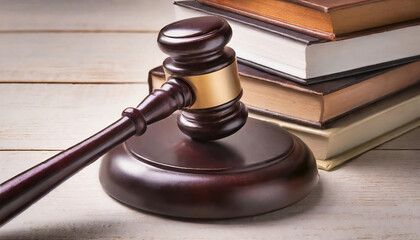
[0,16,249,226]
[158,16,236,76]
[100,115,319,219]
[99,17,317,220]
[0,16,317,225]
[0,78,193,227]
[158,16,248,140]
[178,93,248,140]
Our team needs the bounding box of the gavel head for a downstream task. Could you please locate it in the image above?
[157,16,248,140]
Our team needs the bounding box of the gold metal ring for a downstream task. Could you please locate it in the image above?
[164,60,242,109]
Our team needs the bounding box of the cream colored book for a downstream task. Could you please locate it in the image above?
[251,86,420,170]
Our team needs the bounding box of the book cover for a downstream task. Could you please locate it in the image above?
[198,0,420,40]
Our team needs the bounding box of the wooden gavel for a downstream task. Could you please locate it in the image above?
[0,16,248,226]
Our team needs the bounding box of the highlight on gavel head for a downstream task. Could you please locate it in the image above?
[157,16,248,140]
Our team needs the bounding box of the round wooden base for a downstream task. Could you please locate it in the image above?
[99,114,318,219]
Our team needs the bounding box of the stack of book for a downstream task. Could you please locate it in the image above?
[149,0,420,170]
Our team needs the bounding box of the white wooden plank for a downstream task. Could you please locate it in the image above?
[0,0,175,32]
[0,0,417,238]
[0,83,149,150]
[0,150,419,239]
[376,127,420,150]
[0,33,166,83]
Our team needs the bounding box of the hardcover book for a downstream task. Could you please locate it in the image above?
[148,61,420,128]
[175,1,420,81]
[252,86,420,170]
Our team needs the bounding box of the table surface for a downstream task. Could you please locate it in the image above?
[0,1,419,239]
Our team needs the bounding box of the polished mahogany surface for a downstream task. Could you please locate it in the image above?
[128,114,294,171]
[158,16,236,76]
[158,16,248,140]
[0,16,318,226]
[100,114,319,219]
[177,94,248,140]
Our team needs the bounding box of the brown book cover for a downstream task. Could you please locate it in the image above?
[148,61,420,128]
[197,0,420,40]
[176,1,321,44]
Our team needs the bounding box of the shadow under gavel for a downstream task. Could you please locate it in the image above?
[0,16,248,227]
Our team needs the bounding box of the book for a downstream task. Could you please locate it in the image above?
[174,1,420,80]
[148,60,420,128]
[197,0,420,40]
[251,86,420,170]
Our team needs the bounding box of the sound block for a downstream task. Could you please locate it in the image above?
[99,114,318,219]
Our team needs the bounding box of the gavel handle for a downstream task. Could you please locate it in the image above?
[0,117,136,227]
[0,78,193,227]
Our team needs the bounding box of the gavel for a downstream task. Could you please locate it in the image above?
[0,16,248,226]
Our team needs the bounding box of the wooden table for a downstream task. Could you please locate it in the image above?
[0,1,419,239]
